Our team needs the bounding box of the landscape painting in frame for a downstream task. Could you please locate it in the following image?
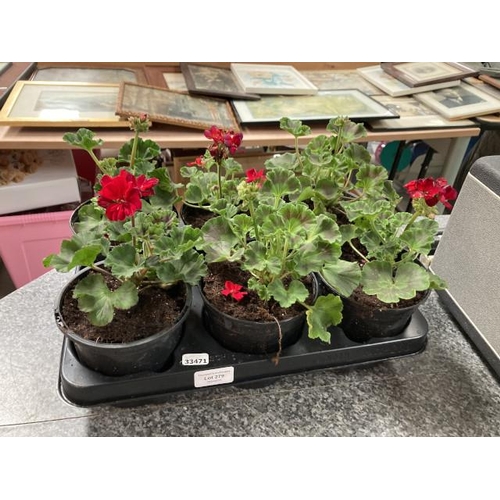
[116,82,240,131]
[231,90,399,124]
[0,81,129,127]
[181,63,260,100]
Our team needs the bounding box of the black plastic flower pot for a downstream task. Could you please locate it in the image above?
[54,266,192,377]
[199,275,318,355]
[337,289,430,343]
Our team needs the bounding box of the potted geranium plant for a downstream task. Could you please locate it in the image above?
[320,175,458,342]
[179,125,245,228]
[43,119,207,377]
[64,114,180,233]
[197,162,360,356]
[264,116,393,221]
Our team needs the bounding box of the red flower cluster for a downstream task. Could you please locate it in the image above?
[204,125,243,159]
[221,281,248,302]
[245,168,266,186]
[97,170,159,221]
[404,177,458,210]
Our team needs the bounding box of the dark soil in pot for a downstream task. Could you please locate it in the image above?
[200,261,317,354]
[60,273,187,344]
[201,261,313,322]
[180,204,214,229]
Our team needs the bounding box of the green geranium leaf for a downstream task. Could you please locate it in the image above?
[63,128,103,152]
[268,279,309,308]
[429,273,447,290]
[222,157,244,176]
[315,179,341,201]
[361,261,430,303]
[261,167,301,199]
[293,241,339,275]
[306,294,343,343]
[119,138,161,163]
[104,244,143,279]
[200,216,239,262]
[279,117,311,137]
[43,233,102,272]
[327,117,367,143]
[264,152,299,171]
[320,260,362,298]
[400,218,438,255]
[156,250,207,285]
[156,226,202,258]
[73,273,138,326]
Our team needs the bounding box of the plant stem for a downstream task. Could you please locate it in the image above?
[349,241,369,263]
[129,128,140,172]
[217,160,222,200]
[248,199,260,241]
[90,264,123,283]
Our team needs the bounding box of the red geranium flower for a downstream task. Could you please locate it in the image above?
[221,281,248,302]
[204,125,224,144]
[223,131,243,154]
[187,156,204,167]
[97,170,142,221]
[246,168,266,185]
[135,174,159,197]
[404,176,458,210]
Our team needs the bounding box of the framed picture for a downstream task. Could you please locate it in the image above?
[0,62,36,107]
[230,63,318,95]
[31,66,147,84]
[181,63,260,100]
[413,82,500,120]
[116,82,241,131]
[143,65,183,89]
[356,65,461,97]
[300,69,382,95]
[231,90,399,124]
[478,73,500,91]
[0,62,12,77]
[162,73,188,92]
[380,62,478,88]
[463,76,500,101]
[368,95,476,131]
[0,81,129,127]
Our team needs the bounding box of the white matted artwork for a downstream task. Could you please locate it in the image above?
[369,95,476,130]
[230,64,318,95]
[414,82,500,120]
[356,66,461,97]
[300,69,382,95]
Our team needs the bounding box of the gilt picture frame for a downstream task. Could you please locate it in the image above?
[116,82,241,131]
[0,81,129,127]
[231,89,399,124]
[230,63,318,95]
[181,63,260,100]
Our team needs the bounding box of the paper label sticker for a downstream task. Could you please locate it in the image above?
[182,353,210,366]
[194,366,234,388]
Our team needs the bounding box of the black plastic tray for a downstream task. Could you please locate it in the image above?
[58,286,429,407]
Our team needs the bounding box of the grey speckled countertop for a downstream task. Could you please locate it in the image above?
[0,269,499,437]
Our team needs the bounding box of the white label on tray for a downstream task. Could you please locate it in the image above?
[182,353,210,366]
[194,367,234,388]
